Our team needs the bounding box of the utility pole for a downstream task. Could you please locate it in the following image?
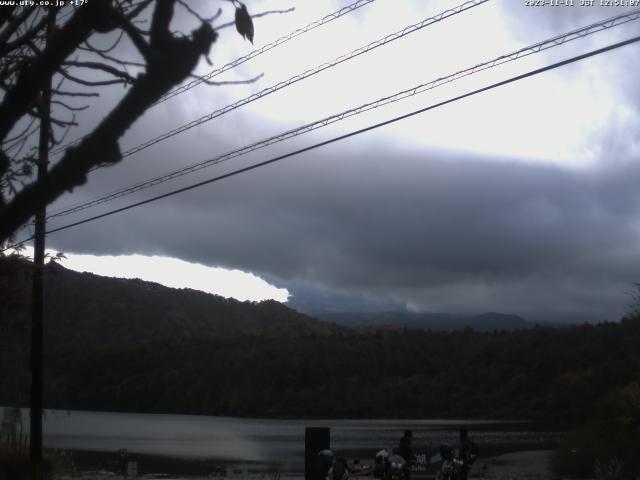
[31,9,55,480]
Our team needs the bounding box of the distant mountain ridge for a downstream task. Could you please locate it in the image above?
[306,310,536,332]
[3,257,640,422]
[0,258,339,352]
[1,257,547,359]
[284,281,542,331]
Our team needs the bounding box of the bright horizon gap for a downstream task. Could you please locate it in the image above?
[21,247,289,303]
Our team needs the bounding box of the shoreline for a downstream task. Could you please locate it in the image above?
[49,449,556,480]
[473,450,554,480]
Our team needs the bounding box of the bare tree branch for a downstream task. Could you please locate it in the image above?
[2,117,37,145]
[0,13,48,57]
[58,68,130,87]
[52,89,100,98]
[115,12,155,62]
[85,47,146,68]
[125,0,155,20]
[80,30,126,55]
[191,72,264,86]
[177,1,222,24]
[62,60,136,83]
[0,7,37,52]
[0,0,273,242]
[0,1,120,142]
[51,100,89,112]
[0,0,218,241]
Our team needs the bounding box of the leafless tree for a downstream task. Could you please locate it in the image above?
[0,0,263,244]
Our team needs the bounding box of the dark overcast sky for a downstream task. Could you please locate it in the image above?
[30,0,640,323]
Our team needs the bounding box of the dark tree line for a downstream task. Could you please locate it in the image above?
[2,315,639,423]
[2,257,639,478]
[1,256,639,422]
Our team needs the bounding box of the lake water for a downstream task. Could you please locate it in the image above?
[2,408,563,474]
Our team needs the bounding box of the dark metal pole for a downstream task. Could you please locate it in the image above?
[30,10,54,480]
[305,427,330,480]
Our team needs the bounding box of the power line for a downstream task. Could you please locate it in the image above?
[4,33,639,253]
[120,0,488,158]
[155,0,377,106]
[50,0,376,156]
[55,0,488,162]
[0,1,141,242]
[46,8,640,221]
[47,0,489,214]
[26,35,639,243]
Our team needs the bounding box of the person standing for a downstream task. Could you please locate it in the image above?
[397,429,415,480]
[458,427,479,480]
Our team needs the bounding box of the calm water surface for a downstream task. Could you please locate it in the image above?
[3,408,563,472]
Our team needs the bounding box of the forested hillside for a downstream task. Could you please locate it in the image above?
[42,319,639,421]
[2,256,639,423]
[0,257,338,353]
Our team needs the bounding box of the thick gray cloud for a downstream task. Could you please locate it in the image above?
[32,1,640,324]
[47,134,640,323]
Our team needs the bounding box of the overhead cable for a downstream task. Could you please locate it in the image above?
[29,35,640,242]
[47,8,640,220]
[52,0,488,161]
[155,0,377,106]
[49,0,376,156]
